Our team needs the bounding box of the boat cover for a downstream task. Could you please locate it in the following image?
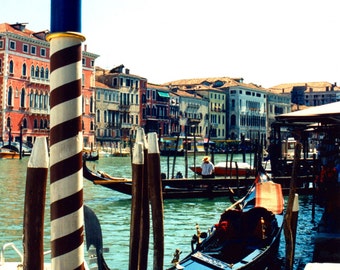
[255,181,284,214]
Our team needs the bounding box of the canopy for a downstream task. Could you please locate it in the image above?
[276,101,340,124]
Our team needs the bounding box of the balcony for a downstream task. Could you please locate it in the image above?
[119,104,130,112]
[28,107,50,115]
[121,123,132,129]
[29,77,50,85]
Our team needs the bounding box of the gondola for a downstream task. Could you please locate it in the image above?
[82,161,254,199]
[168,171,284,270]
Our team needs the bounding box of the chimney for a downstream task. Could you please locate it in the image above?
[125,68,130,74]
[84,44,87,52]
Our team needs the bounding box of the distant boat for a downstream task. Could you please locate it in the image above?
[168,172,284,270]
[83,150,99,161]
[0,149,20,159]
[190,161,255,177]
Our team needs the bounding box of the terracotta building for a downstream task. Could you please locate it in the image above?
[0,22,98,147]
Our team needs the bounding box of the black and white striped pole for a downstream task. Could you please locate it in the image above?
[47,1,86,269]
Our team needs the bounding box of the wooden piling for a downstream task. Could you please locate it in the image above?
[129,142,144,270]
[23,137,48,270]
[147,132,164,270]
[284,143,302,270]
[137,128,150,270]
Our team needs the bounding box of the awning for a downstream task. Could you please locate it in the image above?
[276,101,340,124]
[157,91,170,98]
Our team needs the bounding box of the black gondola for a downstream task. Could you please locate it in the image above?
[168,171,284,270]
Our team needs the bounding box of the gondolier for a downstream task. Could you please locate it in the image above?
[201,156,215,178]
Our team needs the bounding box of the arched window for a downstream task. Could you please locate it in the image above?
[20,88,26,107]
[82,120,84,130]
[97,110,100,122]
[40,67,44,79]
[231,114,236,126]
[7,86,13,106]
[104,111,107,123]
[35,66,39,77]
[90,121,94,131]
[45,68,49,79]
[33,119,38,129]
[40,119,44,129]
[9,60,14,74]
[6,117,11,128]
[23,118,28,128]
[90,96,94,113]
[30,65,35,77]
[30,90,34,107]
[44,94,48,109]
[44,119,48,129]
[22,63,27,77]
[35,91,39,108]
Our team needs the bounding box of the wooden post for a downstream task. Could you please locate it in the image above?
[47,1,86,268]
[284,143,302,270]
[129,142,144,270]
[136,128,150,270]
[23,137,48,270]
[147,132,164,270]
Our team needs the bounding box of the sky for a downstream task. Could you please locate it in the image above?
[2,0,340,88]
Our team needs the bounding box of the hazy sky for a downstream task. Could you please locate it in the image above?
[2,0,339,87]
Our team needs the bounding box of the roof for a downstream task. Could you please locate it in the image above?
[276,101,340,124]
[269,81,336,94]
[0,22,48,41]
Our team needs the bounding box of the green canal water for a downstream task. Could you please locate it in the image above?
[0,154,323,269]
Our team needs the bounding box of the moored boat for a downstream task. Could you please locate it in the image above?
[83,161,253,199]
[190,161,255,177]
[168,171,284,270]
[0,149,20,159]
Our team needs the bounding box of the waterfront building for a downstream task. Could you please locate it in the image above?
[0,22,98,147]
[170,88,209,138]
[95,65,147,142]
[143,83,170,136]
[270,81,340,106]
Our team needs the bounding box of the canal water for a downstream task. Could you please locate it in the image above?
[0,154,323,269]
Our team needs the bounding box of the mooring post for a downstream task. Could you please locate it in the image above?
[129,142,144,269]
[136,128,150,270]
[23,137,48,270]
[47,1,86,268]
[147,132,164,269]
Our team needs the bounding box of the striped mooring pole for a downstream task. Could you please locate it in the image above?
[46,1,86,269]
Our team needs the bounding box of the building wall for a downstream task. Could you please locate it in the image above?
[0,23,97,147]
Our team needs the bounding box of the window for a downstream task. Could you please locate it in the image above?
[7,87,13,106]
[40,48,46,57]
[31,46,36,55]
[9,40,16,50]
[33,119,38,129]
[45,68,49,79]
[20,88,26,107]
[22,63,27,77]
[31,65,35,77]
[23,44,29,53]
[82,58,86,66]
[90,60,94,67]
[9,60,14,74]
[0,40,3,49]
[35,66,39,77]
[40,67,44,79]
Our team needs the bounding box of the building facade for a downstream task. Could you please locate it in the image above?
[0,22,98,147]
[96,65,146,143]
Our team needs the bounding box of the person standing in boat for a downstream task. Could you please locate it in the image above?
[201,156,215,178]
